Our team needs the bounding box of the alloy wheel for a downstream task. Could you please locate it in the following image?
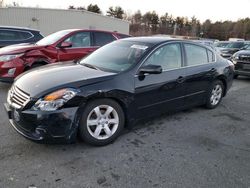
[86,105,119,140]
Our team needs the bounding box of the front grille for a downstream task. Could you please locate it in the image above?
[239,55,250,62]
[8,85,30,109]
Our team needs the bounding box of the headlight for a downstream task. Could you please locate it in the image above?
[32,88,78,111]
[0,53,24,62]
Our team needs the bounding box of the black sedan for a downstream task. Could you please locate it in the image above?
[4,37,234,146]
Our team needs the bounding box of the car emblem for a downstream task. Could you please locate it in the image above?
[9,90,14,99]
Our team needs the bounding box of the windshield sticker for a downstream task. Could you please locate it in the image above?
[131,44,148,50]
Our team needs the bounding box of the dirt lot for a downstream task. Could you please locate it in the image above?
[0,78,250,188]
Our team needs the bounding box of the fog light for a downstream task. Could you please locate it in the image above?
[8,68,16,76]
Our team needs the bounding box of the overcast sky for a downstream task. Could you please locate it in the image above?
[4,0,250,22]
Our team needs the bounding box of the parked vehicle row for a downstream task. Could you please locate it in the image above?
[0,28,130,82]
[4,37,234,146]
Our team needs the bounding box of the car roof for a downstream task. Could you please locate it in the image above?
[121,36,183,45]
[0,25,41,32]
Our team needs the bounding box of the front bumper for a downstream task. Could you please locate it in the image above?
[4,103,79,144]
[0,58,25,82]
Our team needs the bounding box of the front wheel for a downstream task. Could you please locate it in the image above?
[205,80,224,109]
[79,99,125,146]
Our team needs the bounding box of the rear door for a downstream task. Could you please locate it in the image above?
[57,31,96,62]
[183,43,216,106]
[93,31,117,47]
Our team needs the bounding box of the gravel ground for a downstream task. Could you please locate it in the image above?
[0,77,250,188]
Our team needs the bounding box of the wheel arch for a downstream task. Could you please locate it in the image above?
[215,75,227,97]
[24,59,50,71]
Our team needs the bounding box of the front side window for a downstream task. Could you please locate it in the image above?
[184,44,208,66]
[64,32,91,48]
[93,32,116,46]
[144,43,182,70]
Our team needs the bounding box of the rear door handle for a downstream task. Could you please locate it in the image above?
[176,76,185,83]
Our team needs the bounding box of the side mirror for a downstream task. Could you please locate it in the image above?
[139,64,162,75]
[60,42,72,48]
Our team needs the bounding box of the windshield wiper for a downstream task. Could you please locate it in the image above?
[82,63,99,70]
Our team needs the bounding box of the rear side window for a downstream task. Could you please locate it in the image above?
[184,44,208,66]
[0,30,33,41]
[93,32,116,46]
[207,50,214,62]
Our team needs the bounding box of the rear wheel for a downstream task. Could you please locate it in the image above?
[205,80,224,109]
[79,99,125,146]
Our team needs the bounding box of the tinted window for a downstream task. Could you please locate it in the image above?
[226,42,245,49]
[184,44,208,66]
[94,32,116,46]
[0,30,32,41]
[144,43,182,70]
[64,32,91,47]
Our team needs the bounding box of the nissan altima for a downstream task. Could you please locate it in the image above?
[4,37,234,146]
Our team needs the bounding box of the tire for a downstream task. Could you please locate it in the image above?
[79,99,125,146]
[205,80,224,109]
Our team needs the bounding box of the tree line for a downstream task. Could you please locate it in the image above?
[69,4,250,40]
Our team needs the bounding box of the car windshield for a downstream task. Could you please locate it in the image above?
[226,42,245,49]
[80,40,150,73]
[214,42,229,48]
[36,30,73,46]
[245,45,250,50]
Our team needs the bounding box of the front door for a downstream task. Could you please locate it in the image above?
[134,42,187,118]
[57,31,96,62]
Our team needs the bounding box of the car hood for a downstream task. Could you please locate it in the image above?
[234,50,250,56]
[220,48,239,52]
[14,63,116,98]
[233,50,250,60]
[0,43,45,55]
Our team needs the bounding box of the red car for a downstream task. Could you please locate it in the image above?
[0,29,130,82]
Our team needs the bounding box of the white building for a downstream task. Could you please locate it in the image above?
[0,7,130,36]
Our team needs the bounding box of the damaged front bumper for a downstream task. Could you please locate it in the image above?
[4,103,79,144]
